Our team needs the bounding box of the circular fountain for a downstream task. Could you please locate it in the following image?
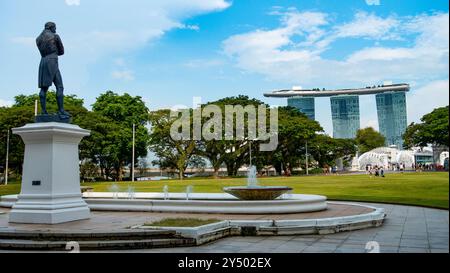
[81,166,326,214]
[223,166,292,200]
[0,166,327,214]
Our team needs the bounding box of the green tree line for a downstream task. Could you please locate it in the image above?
[4,92,433,182]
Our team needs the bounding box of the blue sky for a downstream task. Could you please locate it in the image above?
[0,0,448,135]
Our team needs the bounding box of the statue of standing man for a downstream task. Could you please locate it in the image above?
[36,22,70,119]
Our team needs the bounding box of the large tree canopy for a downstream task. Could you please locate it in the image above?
[91,91,150,180]
[1,91,150,182]
[309,135,357,168]
[269,106,323,174]
[355,127,386,154]
[148,109,202,180]
[403,105,449,149]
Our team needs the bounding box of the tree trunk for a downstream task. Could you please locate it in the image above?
[213,167,220,179]
[179,169,184,180]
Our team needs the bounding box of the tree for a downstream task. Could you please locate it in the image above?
[137,157,149,177]
[269,106,323,174]
[0,106,34,176]
[355,127,386,154]
[73,111,121,180]
[309,135,357,168]
[198,95,269,176]
[91,91,150,180]
[403,106,449,149]
[80,160,99,182]
[148,109,199,180]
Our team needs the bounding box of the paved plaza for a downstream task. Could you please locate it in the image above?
[0,202,373,232]
[0,202,448,253]
[105,203,449,253]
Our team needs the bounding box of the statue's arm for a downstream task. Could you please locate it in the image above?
[55,34,65,56]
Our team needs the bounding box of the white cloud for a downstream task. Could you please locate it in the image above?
[59,1,231,60]
[112,70,135,81]
[0,99,13,107]
[407,80,449,123]
[347,47,415,62]
[65,0,80,6]
[10,36,35,47]
[179,24,200,31]
[334,11,399,40]
[223,11,449,86]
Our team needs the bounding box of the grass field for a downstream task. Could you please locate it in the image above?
[1,172,448,209]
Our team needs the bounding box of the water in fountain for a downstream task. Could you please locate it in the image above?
[186,185,193,200]
[282,189,293,200]
[163,185,169,200]
[127,186,136,199]
[108,184,120,199]
[247,165,258,188]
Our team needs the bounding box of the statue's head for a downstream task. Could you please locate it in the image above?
[44,22,56,33]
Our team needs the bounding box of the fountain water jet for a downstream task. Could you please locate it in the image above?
[223,166,292,200]
[108,184,120,199]
[186,185,193,200]
[163,185,169,200]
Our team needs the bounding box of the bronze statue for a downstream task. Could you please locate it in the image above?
[36,22,70,120]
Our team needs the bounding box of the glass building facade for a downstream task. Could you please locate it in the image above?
[330,95,360,139]
[376,92,407,149]
[287,97,315,120]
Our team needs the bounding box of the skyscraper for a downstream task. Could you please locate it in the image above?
[287,97,315,120]
[330,95,360,139]
[376,92,408,149]
[265,83,409,144]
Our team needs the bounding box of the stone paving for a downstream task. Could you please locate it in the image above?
[0,202,448,253]
[0,202,372,232]
[103,203,449,253]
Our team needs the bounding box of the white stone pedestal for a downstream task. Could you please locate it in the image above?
[9,122,91,224]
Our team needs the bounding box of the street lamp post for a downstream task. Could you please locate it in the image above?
[5,128,10,185]
[131,123,135,182]
[305,140,309,176]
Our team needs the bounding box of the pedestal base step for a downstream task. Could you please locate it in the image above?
[9,206,90,224]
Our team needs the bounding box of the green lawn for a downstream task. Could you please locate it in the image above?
[1,172,448,209]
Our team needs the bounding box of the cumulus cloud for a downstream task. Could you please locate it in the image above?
[58,1,231,60]
[333,11,399,40]
[407,80,449,123]
[223,10,449,87]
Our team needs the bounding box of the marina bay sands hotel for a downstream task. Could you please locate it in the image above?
[264,83,409,149]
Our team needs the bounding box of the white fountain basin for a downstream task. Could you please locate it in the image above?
[84,192,327,214]
[1,193,328,214]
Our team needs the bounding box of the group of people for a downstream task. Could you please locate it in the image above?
[366,165,385,177]
[322,165,339,175]
[413,163,435,172]
[388,163,405,172]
